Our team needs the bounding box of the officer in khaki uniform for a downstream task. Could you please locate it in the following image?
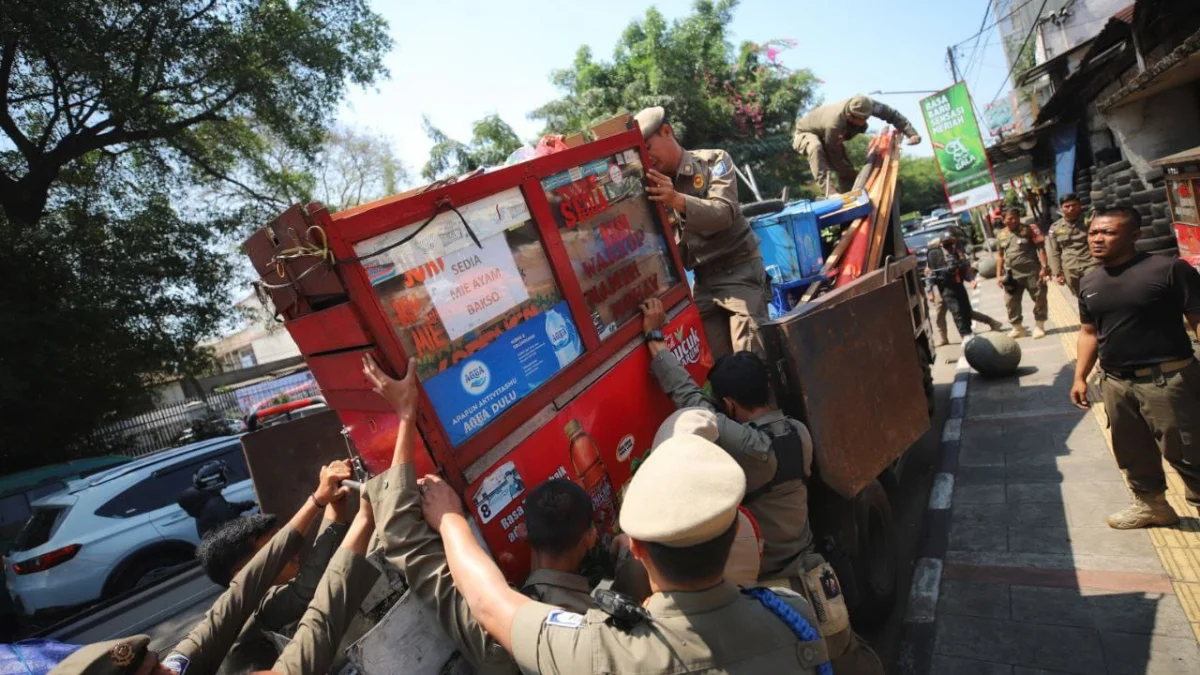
[1070,207,1200,529]
[793,95,921,194]
[160,462,354,675]
[271,498,380,675]
[635,106,769,359]
[360,355,594,675]
[641,299,884,675]
[996,208,1050,339]
[416,433,832,674]
[50,635,170,675]
[1044,192,1097,297]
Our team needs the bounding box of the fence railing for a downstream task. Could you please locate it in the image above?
[88,391,245,458]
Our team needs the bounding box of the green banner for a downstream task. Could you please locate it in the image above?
[920,83,999,213]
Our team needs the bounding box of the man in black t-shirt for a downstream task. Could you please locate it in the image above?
[1071,206,1200,529]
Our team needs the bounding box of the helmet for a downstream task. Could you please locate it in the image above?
[194,460,232,491]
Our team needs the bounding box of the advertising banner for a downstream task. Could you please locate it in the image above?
[920,83,1000,213]
[423,300,583,445]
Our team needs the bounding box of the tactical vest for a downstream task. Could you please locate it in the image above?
[743,423,808,504]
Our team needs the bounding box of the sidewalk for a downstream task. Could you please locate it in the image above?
[904,280,1200,675]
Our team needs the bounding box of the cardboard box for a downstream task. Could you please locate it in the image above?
[563,133,587,148]
[591,114,633,140]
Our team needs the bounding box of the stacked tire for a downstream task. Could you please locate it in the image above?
[1075,165,1094,210]
[1092,159,1176,258]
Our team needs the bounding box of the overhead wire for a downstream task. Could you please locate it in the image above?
[986,0,1051,109]
[950,0,1039,49]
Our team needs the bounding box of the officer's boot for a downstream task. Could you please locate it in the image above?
[988,318,1004,332]
[1007,322,1028,339]
[936,330,949,347]
[1106,492,1180,529]
[1032,321,1046,339]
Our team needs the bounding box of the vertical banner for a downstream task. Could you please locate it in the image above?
[920,83,1000,214]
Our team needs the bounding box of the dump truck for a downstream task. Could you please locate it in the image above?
[239,119,932,672]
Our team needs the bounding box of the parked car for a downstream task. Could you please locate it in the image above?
[904,219,963,270]
[0,456,133,554]
[4,437,256,615]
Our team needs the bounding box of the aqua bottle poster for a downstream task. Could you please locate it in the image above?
[920,82,1000,214]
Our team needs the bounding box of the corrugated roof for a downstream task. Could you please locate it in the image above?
[1151,145,1200,167]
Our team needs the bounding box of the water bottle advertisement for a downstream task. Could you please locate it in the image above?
[423,299,583,445]
[463,303,714,583]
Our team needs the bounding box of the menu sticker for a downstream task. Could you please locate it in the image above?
[425,233,529,340]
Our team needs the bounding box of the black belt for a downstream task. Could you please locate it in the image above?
[1104,357,1194,383]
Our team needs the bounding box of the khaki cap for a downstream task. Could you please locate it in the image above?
[846,95,873,119]
[634,106,666,139]
[619,435,745,547]
[50,635,151,675]
[652,407,719,449]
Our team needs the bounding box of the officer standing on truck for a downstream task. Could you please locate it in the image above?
[416,432,832,674]
[639,298,884,675]
[792,95,921,195]
[927,228,1003,346]
[634,106,770,359]
[1045,193,1098,297]
[996,208,1050,339]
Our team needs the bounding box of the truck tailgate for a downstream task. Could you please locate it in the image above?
[762,271,930,499]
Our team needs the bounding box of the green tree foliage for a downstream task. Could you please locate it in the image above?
[897,154,948,216]
[529,0,819,201]
[422,114,523,181]
[0,0,391,469]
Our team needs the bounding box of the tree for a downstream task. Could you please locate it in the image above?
[0,0,391,470]
[897,154,948,216]
[529,0,820,201]
[422,114,523,181]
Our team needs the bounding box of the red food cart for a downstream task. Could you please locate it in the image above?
[1152,146,1200,270]
[244,126,712,580]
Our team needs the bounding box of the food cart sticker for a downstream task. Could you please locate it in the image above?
[608,163,623,185]
[472,460,525,524]
[424,300,583,445]
[352,187,530,274]
[425,233,529,341]
[616,434,635,462]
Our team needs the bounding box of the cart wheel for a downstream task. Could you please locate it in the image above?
[851,479,898,631]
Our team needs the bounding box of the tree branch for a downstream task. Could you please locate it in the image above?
[171,141,285,208]
[0,41,38,161]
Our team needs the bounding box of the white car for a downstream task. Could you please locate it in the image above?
[4,436,257,615]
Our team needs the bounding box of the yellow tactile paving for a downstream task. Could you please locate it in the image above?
[1047,286,1200,641]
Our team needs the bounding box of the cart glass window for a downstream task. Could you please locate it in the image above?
[541,150,679,339]
[354,187,583,446]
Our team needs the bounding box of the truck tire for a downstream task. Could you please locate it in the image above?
[917,342,935,418]
[1149,247,1178,258]
[1136,235,1175,253]
[1114,185,1134,198]
[852,479,897,630]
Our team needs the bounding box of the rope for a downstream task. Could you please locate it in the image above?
[338,199,482,266]
[742,587,833,675]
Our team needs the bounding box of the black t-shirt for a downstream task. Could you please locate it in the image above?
[1078,253,1200,369]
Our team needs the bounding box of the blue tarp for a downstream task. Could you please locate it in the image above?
[1,641,81,675]
[1053,122,1078,196]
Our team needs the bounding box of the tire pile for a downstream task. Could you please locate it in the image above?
[1080,159,1177,257]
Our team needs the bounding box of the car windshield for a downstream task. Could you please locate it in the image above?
[904,226,952,252]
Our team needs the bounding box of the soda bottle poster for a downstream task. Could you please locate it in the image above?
[422,299,584,446]
[920,82,1000,214]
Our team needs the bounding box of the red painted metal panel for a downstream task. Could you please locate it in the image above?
[284,302,372,356]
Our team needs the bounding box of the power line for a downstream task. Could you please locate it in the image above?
[986,0,1050,108]
[959,1,994,79]
[951,0,1038,49]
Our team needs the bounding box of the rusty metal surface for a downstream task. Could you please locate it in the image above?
[762,277,930,499]
[241,410,356,542]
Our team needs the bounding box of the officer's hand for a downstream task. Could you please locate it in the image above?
[907,134,922,146]
[316,460,353,505]
[996,277,1004,288]
[640,298,666,333]
[1069,378,1090,409]
[1056,274,1065,286]
[363,354,419,420]
[418,474,464,532]
[645,170,686,212]
[971,279,979,290]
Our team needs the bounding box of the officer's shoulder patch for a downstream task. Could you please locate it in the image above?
[712,156,733,177]
[162,653,190,675]
[545,610,585,629]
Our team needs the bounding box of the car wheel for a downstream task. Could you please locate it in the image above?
[106,551,193,598]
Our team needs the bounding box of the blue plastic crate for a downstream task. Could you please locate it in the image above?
[751,201,824,286]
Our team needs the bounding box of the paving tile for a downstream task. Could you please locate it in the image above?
[1008,526,1157,557]
[1089,592,1196,639]
[949,523,1008,553]
[1007,483,1069,504]
[953,503,1005,527]
[931,655,1014,675]
[1100,630,1200,674]
[1009,585,1094,629]
[938,580,1011,620]
[959,444,1006,467]
[935,615,1016,664]
[955,484,1007,505]
[946,550,1165,575]
[1008,622,1106,674]
[958,466,1008,486]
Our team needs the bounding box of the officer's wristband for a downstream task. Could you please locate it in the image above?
[310,492,327,508]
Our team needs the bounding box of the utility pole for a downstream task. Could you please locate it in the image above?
[947,46,961,82]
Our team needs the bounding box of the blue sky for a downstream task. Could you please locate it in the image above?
[338,0,1014,179]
